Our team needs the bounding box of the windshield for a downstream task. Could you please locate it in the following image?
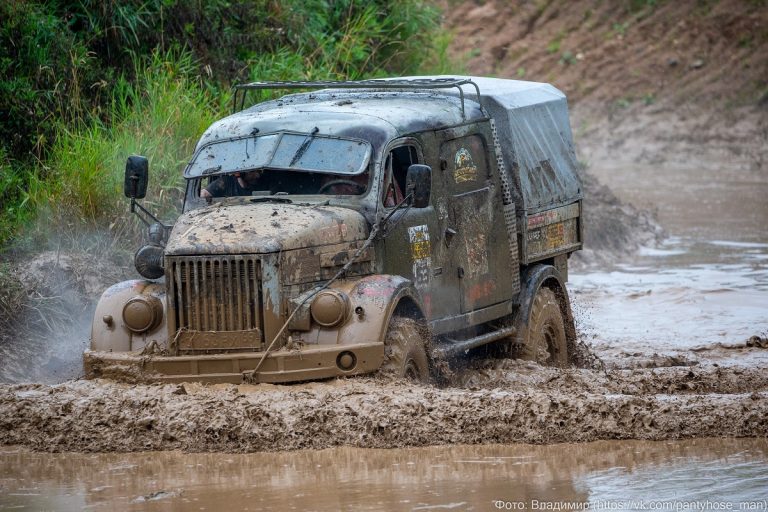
[184,132,372,178]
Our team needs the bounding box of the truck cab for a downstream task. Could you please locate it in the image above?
[85,77,583,384]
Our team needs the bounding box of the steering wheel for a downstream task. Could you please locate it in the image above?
[317,179,366,194]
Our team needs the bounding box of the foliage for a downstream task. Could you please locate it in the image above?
[0,0,452,248]
[26,50,222,242]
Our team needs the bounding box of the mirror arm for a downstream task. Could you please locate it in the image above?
[130,197,169,231]
[376,192,413,238]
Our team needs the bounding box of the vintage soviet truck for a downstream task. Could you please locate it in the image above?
[84,77,583,383]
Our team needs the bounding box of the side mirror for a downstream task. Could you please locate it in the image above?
[405,164,431,208]
[124,155,149,199]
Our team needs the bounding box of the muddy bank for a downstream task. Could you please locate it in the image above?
[1,362,766,453]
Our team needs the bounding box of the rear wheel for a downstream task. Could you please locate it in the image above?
[380,316,430,382]
[518,287,568,366]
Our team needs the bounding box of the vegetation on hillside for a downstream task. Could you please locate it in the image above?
[0,0,452,250]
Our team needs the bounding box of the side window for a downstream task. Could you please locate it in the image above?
[382,144,420,207]
[440,134,489,193]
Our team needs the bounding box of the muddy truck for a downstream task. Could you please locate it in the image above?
[85,77,583,384]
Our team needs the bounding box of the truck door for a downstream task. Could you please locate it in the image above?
[438,127,513,314]
[379,140,458,320]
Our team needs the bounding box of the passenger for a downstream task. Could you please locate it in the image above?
[200,170,264,199]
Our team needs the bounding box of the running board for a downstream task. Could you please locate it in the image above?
[431,326,517,359]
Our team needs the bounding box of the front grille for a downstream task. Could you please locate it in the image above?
[167,256,262,332]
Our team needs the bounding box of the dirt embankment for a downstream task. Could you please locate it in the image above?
[444,0,767,108]
[1,361,766,452]
[443,0,768,263]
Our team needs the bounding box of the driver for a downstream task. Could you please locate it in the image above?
[200,170,264,199]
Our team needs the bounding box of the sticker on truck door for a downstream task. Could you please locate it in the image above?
[408,225,432,288]
[454,148,478,183]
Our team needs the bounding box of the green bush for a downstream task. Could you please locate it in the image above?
[29,50,222,235]
[0,150,33,245]
[0,0,454,248]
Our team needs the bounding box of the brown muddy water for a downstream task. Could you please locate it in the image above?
[577,161,768,367]
[2,438,767,511]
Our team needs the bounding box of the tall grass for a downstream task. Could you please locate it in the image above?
[244,1,457,103]
[24,50,223,245]
[1,0,459,250]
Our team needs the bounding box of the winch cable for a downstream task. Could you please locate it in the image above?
[244,194,412,382]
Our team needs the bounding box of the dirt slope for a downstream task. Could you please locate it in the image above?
[442,0,768,262]
[444,0,767,108]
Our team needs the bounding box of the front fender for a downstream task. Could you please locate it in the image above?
[90,280,168,353]
[292,275,425,347]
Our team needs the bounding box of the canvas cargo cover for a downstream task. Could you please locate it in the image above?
[408,76,582,215]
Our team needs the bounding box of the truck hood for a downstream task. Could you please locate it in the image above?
[165,202,369,256]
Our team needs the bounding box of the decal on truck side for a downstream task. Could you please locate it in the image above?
[408,225,432,288]
[454,148,478,183]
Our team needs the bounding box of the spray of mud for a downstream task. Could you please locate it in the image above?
[0,246,132,384]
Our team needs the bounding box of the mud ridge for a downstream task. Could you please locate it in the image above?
[1,364,766,453]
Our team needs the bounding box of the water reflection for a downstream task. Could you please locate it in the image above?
[1,438,766,511]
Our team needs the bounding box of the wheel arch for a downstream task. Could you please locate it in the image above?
[514,264,577,352]
[392,294,426,322]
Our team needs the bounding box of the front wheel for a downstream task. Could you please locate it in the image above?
[518,287,568,366]
[380,316,431,382]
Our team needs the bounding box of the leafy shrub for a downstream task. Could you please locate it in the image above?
[29,50,221,237]
[0,0,451,247]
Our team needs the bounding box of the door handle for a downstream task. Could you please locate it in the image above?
[445,227,457,246]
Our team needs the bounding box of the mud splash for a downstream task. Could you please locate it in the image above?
[0,250,131,385]
[1,359,766,453]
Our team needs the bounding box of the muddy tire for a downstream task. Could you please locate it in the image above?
[380,316,430,382]
[519,287,568,367]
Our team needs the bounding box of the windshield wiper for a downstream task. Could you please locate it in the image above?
[289,126,319,167]
[250,197,292,204]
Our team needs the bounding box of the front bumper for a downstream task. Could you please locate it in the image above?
[83,342,385,384]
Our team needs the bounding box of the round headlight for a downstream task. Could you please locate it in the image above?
[310,290,350,327]
[122,295,163,333]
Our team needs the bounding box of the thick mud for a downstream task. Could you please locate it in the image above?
[1,361,766,453]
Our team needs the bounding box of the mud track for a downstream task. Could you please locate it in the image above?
[1,363,765,453]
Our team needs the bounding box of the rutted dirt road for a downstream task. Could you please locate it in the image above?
[1,359,766,452]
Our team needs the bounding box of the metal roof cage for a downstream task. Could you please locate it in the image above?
[232,78,483,121]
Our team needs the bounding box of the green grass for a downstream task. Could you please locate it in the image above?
[1,0,457,250]
[24,50,223,244]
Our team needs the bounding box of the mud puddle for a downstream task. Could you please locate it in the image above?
[2,438,767,511]
[571,236,768,368]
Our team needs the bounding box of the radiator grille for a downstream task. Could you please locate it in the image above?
[167,256,262,333]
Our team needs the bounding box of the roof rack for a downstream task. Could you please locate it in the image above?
[232,78,483,121]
